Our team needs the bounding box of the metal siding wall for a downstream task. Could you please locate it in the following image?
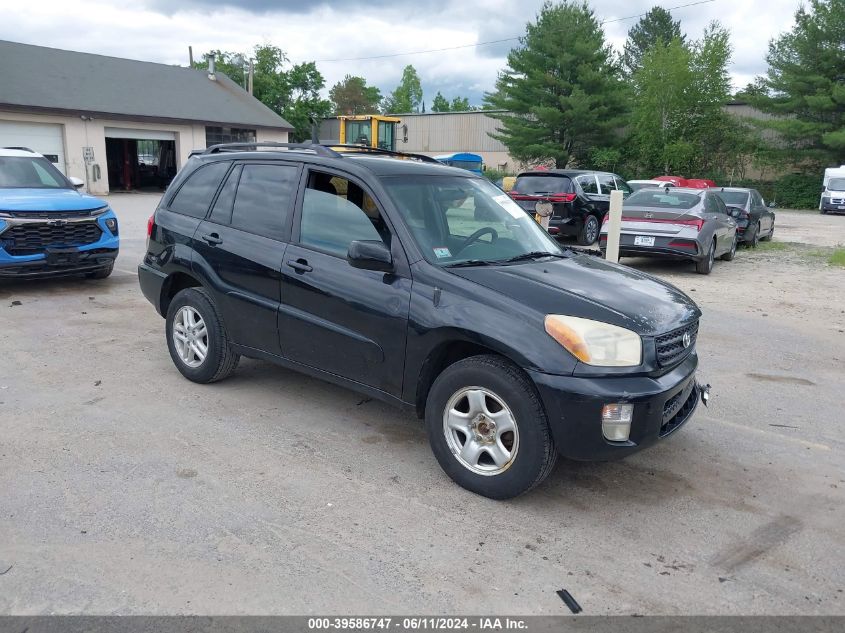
[398,112,509,154]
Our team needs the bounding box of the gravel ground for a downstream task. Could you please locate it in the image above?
[0,196,843,615]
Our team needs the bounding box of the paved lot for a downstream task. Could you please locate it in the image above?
[1,194,843,615]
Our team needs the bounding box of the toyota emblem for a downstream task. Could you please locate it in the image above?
[682,331,691,348]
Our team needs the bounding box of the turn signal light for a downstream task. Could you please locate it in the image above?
[601,403,633,442]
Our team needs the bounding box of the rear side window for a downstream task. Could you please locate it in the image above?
[513,175,573,195]
[576,175,598,194]
[597,174,617,195]
[169,161,231,218]
[230,164,299,240]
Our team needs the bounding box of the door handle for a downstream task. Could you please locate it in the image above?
[201,233,223,246]
[287,259,312,273]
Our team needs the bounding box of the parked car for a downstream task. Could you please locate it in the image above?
[139,143,707,499]
[628,179,676,192]
[599,187,737,274]
[820,166,845,214]
[0,147,119,278]
[714,187,775,246]
[510,169,632,245]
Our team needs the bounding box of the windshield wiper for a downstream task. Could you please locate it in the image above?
[444,259,500,268]
[504,251,570,263]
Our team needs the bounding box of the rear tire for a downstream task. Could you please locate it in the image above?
[165,287,240,384]
[750,223,761,248]
[721,235,737,261]
[86,263,114,279]
[425,355,557,499]
[696,240,716,274]
[577,215,600,246]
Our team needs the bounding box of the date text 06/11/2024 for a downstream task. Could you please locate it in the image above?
[307,617,528,630]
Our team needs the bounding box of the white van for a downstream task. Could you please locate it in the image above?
[821,166,845,214]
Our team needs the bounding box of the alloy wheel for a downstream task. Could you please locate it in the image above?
[443,387,519,476]
[172,306,208,368]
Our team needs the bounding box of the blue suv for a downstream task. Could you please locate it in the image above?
[0,147,119,279]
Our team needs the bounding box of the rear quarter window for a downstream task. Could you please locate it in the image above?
[168,161,231,218]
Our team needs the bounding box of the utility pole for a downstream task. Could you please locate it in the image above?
[188,46,193,66]
[248,59,254,95]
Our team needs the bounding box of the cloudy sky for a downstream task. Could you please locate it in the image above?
[0,0,799,105]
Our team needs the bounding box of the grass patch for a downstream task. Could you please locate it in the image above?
[828,248,845,267]
[754,240,791,252]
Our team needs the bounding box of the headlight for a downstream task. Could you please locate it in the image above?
[544,315,642,367]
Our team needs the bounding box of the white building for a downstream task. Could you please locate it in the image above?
[0,40,292,194]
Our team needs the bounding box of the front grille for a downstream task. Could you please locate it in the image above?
[660,383,698,437]
[655,320,699,367]
[0,221,102,256]
[831,198,844,205]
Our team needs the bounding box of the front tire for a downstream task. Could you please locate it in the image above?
[424,355,557,499]
[578,215,600,246]
[696,239,716,274]
[165,287,240,383]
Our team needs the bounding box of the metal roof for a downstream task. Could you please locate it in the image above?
[0,40,293,130]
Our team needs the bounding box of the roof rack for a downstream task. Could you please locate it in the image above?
[326,144,440,164]
[201,142,342,158]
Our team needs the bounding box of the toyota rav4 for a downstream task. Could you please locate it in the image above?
[139,143,707,499]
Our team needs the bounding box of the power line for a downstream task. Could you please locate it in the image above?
[313,0,715,63]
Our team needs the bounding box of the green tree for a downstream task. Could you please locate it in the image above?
[626,22,743,177]
[431,91,450,112]
[747,0,845,166]
[328,75,382,115]
[484,1,626,168]
[194,45,331,142]
[383,65,424,113]
[621,6,686,76]
[450,96,471,111]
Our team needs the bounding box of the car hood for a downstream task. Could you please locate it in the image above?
[449,253,700,336]
[0,188,108,212]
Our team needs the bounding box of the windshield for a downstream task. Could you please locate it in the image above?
[381,175,563,266]
[0,156,70,189]
[513,175,573,195]
[715,191,749,206]
[625,189,701,209]
[828,178,845,191]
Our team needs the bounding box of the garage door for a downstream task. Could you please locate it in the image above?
[0,121,66,174]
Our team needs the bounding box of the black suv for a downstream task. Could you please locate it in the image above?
[139,143,706,499]
[510,169,632,245]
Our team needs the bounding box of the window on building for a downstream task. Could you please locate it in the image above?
[205,126,257,147]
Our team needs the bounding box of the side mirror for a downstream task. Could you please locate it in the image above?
[68,176,85,190]
[347,240,393,272]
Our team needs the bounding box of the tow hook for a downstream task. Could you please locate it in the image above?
[700,383,711,407]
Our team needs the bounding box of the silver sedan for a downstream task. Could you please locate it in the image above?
[599,187,738,274]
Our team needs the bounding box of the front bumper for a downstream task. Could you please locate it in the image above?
[0,210,120,278]
[528,353,701,461]
[821,200,845,214]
